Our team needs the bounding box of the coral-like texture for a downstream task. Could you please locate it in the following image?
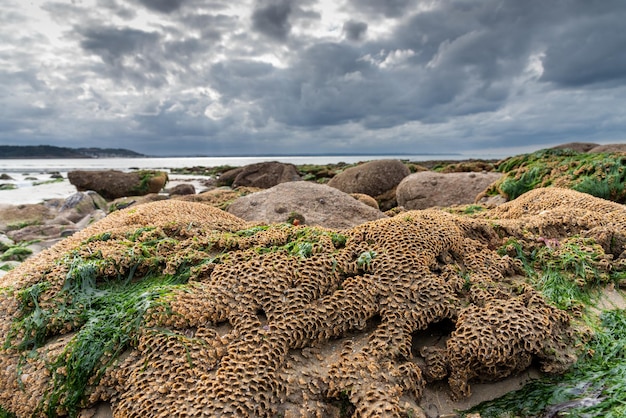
[0,188,623,417]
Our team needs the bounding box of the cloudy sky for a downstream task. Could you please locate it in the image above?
[1,0,625,157]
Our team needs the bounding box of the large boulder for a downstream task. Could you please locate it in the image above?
[227,181,386,229]
[217,162,301,188]
[68,170,168,200]
[327,159,410,210]
[397,171,502,210]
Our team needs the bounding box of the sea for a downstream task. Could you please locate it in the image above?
[0,153,508,205]
[0,153,508,173]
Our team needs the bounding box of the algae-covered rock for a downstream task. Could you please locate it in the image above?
[487,148,626,202]
[0,189,625,417]
[68,170,168,200]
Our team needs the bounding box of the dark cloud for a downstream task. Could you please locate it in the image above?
[540,15,626,87]
[251,0,293,41]
[78,26,167,86]
[343,20,367,41]
[2,0,626,156]
[134,0,187,13]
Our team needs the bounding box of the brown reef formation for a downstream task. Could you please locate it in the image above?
[0,188,624,417]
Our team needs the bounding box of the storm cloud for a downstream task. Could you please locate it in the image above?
[1,0,625,156]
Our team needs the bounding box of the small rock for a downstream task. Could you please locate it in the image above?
[169,183,196,196]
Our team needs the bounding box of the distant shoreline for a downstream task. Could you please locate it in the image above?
[0,144,476,159]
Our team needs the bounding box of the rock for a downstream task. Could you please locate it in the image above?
[6,224,75,243]
[75,210,107,230]
[588,144,626,153]
[350,193,379,209]
[67,170,168,200]
[227,181,386,229]
[396,171,502,210]
[54,192,108,223]
[0,203,55,233]
[0,174,14,180]
[168,183,196,196]
[551,142,599,153]
[217,162,301,189]
[216,167,244,187]
[327,159,410,210]
[0,234,14,251]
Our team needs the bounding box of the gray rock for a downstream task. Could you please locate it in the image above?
[227,181,386,229]
[327,159,410,210]
[218,162,301,189]
[0,233,14,250]
[169,183,196,196]
[328,159,410,197]
[396,171,502,210]
[56,191,108,223]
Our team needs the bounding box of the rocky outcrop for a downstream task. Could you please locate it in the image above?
[396,171,502,210]
[1,188,616,416]
[217,162,301,188]
[227,181,386,229]
[68,170,168,200]
[327,159,410,210]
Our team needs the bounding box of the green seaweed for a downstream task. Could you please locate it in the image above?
[0,406,16,418]
[492,149,626,202]
[466,236,626,417]
[465,309,626,418]
[5,241,191,417]
[0,244,33,262]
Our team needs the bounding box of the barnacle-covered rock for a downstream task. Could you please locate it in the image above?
[0,188,623,417]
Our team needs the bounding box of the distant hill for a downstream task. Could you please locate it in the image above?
[0,145,144,159]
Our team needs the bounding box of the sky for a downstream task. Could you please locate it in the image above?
[1,0,625,157]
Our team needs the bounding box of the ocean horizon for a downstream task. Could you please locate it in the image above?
[0,152,509,174]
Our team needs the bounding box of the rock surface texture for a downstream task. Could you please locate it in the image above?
[227,181,387,229]
[217,162,301,189]
[68,170,168,200]
[396,171,502,210]
[327,159,410,210]
[0,188,624,417]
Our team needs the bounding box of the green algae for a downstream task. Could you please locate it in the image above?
[5,254,190,417]
[492,149,626,202]
[0,407,16,418]
[3,225,197,417]
[466,236,626,417]
[465,309,626,418]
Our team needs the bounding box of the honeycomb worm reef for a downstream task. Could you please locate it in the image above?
[1,188,625,417]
